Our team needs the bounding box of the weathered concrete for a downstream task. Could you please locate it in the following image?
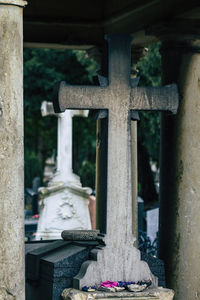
[0,1,26,299]
[61,288,174,300]
[61,230,100,241]
[159,40,200,300]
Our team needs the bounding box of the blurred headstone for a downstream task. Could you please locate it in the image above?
[147,207,159,244]
[32,177,41,193]
[36,102,92,240]
[138,196,146,232]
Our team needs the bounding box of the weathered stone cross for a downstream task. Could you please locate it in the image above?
[54,34,179,288]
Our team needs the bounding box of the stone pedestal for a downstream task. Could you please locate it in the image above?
[36,182,92,240]
[61,288,174,300]
[0,1,26,299]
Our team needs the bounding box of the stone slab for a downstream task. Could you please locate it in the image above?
[61,288,174,300]
[26,241,97,300]
[62,230,100,241]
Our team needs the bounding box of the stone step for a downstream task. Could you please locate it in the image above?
[61,288,174,300]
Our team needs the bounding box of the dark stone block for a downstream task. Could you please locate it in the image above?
[25,240,97,300]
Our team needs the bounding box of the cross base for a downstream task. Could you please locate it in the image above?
[61,288,174,300]
[73,240,156,289]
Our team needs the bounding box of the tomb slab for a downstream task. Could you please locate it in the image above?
[61,288,174,300]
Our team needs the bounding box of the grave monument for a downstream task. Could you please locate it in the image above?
[53,34,178,299]
[36,102,92,240]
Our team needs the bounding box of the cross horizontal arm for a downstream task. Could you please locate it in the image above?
[54,81,108,113]
[41,101,57,117]
[130,83,179,114]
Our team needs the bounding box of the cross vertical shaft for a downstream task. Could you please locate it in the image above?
[105,35,134,246]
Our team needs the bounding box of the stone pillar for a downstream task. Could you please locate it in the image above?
[86,46,108,233]
[131,121,138,240]
[0,0,26,299]
[96,117,108,233]
[159,37,200,300]
[131,46,147,240]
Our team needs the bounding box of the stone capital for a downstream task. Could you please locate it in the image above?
[0,0,27,7]
[86,46,102,65]
[147,20,200,53]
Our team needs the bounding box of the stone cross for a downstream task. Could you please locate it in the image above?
[53,34,179,288]
[41,101,88,184]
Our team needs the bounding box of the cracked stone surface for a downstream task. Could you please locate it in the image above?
[0,288,15,300]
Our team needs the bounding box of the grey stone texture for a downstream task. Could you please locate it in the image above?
[159,40,200,300]
[61,288,174,300]
[0,1,26,299]
[62,230,100,241]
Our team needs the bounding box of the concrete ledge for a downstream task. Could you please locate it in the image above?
[61,288,174,300]
[0,0,27,7]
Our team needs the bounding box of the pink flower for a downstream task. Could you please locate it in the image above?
[100,281,118,288]
[33,214,39,219]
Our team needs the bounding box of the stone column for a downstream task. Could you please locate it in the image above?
[0,1,26,299]
[131,46,147,240]
[159,36,200,300]
[131,120,138,241]
[96,117,108,233]
[86,46,108,233]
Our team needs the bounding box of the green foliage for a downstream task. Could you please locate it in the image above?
[73,51,99,82]
[24,48,97,188]
[24,150,43,188]
[137,43,161,164]
[79,161,96,189]
[138,111,160,163]
[137,43,161,88]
